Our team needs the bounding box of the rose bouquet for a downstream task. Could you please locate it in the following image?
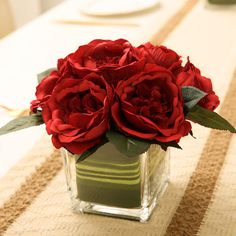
[0,39,235,221]
[1,39,235,156]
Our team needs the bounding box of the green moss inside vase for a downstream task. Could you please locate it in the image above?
[208,0,236,4]
[75,143,167,209]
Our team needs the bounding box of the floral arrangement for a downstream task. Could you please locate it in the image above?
[1,39,235,160]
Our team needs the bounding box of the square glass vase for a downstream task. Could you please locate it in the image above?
[61,143,169,222]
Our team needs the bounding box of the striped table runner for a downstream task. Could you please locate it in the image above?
[1,0,236,235]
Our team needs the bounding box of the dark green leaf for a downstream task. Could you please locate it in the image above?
[75,138,109,163]
[75,149,94,163]
[182,86,207,110]
[187,105,236,133]
[154,140,182,150]
[0,113,44,136]
[106,131,151,157]
[37,68,56,84]
[189,130,196,139]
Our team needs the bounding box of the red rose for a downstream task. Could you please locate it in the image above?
[112,64,191,143]
[67,39,144,86]
[137,42,182,72]
[176,60,220,111]
[57,55,73,78]
[30,70,59,112]
[41,73,113,154]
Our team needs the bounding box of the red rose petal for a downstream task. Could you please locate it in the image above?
[112,102,156,139]
[68,113,94,129]
[122,109,158,133]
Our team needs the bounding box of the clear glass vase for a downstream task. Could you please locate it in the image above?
[61,143,169,222]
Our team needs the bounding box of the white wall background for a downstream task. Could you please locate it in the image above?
[41,0,64,11]
[8,0,65,28]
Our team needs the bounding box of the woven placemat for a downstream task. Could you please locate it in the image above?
[2,71,236,234]
[165,69,236,236]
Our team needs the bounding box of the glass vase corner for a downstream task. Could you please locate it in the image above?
[61,143,170,222]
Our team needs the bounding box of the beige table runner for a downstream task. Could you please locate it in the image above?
[2,0,236,235]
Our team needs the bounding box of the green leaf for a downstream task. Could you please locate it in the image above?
[187,105,236,133]
[154,140,182,150]
[75,149,95,163]
[37,68,56,84]
[189,130,196,139]
[75,138,109,163]
[106,131,151,157]
[182,86,207,110]
[0,113,44,136]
